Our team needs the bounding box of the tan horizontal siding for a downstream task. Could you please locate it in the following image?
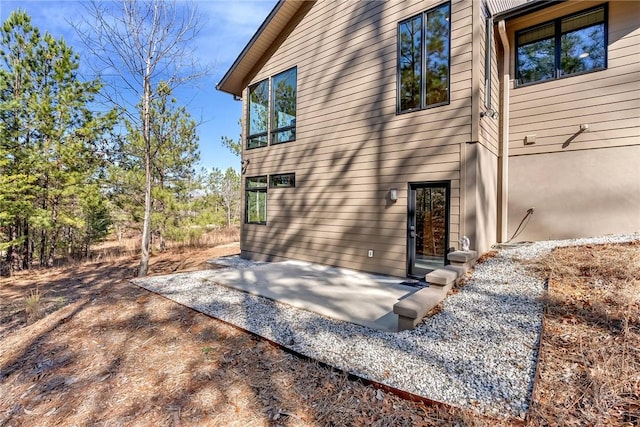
[506,1,639,154]
[256,152,461,174]
[248,207,460,227]
[509,98,639,128]
[300,76,471,116]
[255,1,471,83]
[609,32,640,55]
[510,123,639,152]
[296,102,473,139]
[257,163,460,181]
[260,218,463,235]
[253,158,462,184]
[241,0,471,276]
[268,186,462,202]
[298,85,473,127]
[509,68,638,104]
[243,232,461,262]
[298,47,472,103]
[510,107,639,131]
[510,78,637,113]
[252,176,461,202]
[252,137,462,164]
[510,136,640,156]
[511,117,639,142]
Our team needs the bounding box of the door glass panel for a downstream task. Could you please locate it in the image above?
[409,183,448,277]
[415,186,446,271]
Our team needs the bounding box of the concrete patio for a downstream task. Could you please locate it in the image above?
[202,258,421,332]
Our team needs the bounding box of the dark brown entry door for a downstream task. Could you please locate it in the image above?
[408,182,450,278]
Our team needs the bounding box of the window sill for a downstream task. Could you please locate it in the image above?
[396,100,450,115]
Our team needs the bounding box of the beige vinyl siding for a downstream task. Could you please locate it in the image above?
[506,1,640,155]
[241,0,473,277]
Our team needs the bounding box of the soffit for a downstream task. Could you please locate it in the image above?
[491,0,567,21]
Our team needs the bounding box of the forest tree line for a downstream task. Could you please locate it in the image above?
[0,8,241,276]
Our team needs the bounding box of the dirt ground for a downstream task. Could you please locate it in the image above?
[1,240,638,426]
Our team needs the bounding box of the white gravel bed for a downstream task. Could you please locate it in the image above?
[133,233,639,419]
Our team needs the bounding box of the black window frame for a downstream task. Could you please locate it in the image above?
[269,173,296,188]
[270,68,297,145]
[396,2,452,114]
[515,4,608,87]
[245,67,297,150]
[246,79,269,149]
[245,176,268,225]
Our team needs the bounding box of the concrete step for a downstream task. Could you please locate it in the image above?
[444,264,468,277]
[393,283,453,331]
[425,268,458,286]
[447,250,478,264]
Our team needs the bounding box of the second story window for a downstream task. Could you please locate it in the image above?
[271,68,297,144]
[516,6,606,86]
[246,67,297,149]
[247,80,269,149]
[397,2,451,113]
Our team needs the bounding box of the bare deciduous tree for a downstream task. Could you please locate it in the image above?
[74,0,209,276]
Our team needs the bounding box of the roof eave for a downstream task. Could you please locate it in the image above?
[218,0,315,98]
[492,0,567,21]
[216,0,286,97]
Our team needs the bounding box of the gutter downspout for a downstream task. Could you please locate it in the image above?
[497,20,510,243]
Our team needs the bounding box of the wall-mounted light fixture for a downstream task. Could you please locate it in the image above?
[480,108,499,119]
[389,188,398,202]
[241,159,250,174]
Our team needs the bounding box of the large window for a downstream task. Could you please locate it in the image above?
[247,80,269,149]
[245,176,267,224]
[271,68,297,144]
[398,2,451,113]
[516,6,606,86]
[246,67,297,149]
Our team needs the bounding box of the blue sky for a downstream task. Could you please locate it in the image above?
[0,0,278,172]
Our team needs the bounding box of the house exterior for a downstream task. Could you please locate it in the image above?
[217,0,640,278]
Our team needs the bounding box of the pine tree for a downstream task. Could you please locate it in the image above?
[0,10,115,274]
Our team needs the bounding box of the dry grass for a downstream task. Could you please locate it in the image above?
[528,241,640,425]
[1,238,638,426]
[90,227,240,263]
[477,249,499,264]
[23,288,43,324]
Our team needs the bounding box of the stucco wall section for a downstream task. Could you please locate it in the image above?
[508,145,640,241]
